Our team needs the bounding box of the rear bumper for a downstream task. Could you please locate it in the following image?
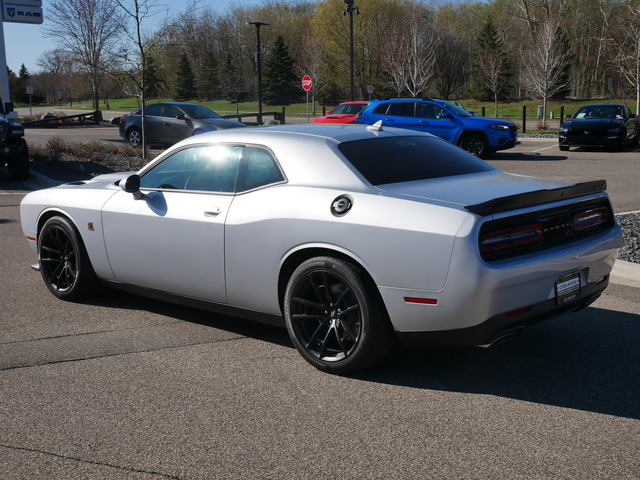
[396,275,609,348]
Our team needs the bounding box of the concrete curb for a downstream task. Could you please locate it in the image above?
[610,260,640,288]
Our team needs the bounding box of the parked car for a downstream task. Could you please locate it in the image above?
[559,103,640,151]
[119,102,245,147]
[313,101,369,123]
[356,97,517,157]
[21,124,621,374]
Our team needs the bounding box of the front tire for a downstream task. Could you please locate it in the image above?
[38,216,98,301]
[458,133,488,158]
[284,256,395,374]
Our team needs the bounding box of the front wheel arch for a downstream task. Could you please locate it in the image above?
[457,131,489,158]
[37,215,99,301]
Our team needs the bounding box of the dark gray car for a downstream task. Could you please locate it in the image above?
[119,102,245,147]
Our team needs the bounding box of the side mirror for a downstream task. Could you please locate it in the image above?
[565,114,572,119]
[440,111,454,119]
[121,174,143,199]
[176,114,186,120]
[4,102,14,113]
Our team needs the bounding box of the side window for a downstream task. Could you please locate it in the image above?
[418,103,436,119]
[387,102,415,117]
[432,105,447,119]
[237,147,284,192]
[140,145,242,192]
[164,105,183,118]
[372,103,390,115]
[145,104,163,117]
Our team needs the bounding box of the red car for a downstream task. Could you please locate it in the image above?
[313,101,368,124]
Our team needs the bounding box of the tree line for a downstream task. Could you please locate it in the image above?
[11,0,640,117]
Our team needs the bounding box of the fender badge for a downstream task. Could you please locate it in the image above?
[88,222,95,231]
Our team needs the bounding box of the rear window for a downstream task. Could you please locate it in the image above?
[338,136,494,185]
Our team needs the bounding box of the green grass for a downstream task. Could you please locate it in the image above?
[16,97,634,131]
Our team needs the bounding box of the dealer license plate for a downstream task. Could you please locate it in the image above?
[555,272,581,305]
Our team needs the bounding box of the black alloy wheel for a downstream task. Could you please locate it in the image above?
[459,133,488,158]
[284,256,395,374]
[38,216,98,301]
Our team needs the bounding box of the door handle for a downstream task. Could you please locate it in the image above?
[204,208,222,217]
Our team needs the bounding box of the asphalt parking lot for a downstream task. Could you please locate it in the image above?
[1,126,639,479]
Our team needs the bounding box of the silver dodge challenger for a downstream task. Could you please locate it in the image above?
[20,124,623,374]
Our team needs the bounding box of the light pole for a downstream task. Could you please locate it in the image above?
[343,0,359,101]
[248,21,269,125]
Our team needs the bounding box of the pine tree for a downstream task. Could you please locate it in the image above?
[221,53,242,103]
[470,17,512,108]
[174,54,197,101]
[198,49,221,101]
[144,56,163,99]
[263,36,298,105]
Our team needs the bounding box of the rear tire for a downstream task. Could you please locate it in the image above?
[7,139,29,181]
[559,144,569,151]
[284,256,395,374]
[38,216,98,301]
[127,127,142,147]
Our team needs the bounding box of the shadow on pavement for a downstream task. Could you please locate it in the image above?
[86,286,640,421]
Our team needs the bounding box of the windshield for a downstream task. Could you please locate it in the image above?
[180,104,221,119]
[338,136,494,186]
[331,103,367,115]
[574,105,624,120]
[436,100,474,117]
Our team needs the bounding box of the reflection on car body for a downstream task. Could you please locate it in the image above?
[21,124,622,374]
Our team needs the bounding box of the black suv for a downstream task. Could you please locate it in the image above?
[0,100,29,181]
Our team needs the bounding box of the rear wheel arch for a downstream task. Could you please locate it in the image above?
[280,250,396,373]
[277,247,381,312]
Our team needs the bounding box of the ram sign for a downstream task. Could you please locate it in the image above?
[2,2,43,24]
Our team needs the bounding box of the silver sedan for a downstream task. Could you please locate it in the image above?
[20,124,623,374]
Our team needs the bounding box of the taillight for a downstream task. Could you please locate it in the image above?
[480,222,543,254]
[572,207,609,232]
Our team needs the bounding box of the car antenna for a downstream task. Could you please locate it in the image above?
[367,120,383,132]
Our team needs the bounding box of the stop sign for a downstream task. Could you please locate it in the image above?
[302,75,313,91]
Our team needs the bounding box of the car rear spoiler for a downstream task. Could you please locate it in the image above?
[465,180,607,216]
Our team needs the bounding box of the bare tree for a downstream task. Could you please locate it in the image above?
[113,0,200,158]
[522,17,572,127]
[296,27,327,114]
[609,1,640,114]
[381,3,436,97]
[43,0,125,112]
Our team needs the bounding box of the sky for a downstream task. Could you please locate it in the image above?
[3,0,262,74]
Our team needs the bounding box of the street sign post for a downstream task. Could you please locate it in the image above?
[302,75,312,123]
[0,0,44,109]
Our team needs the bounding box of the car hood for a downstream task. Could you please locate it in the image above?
[378,171,577,212]
[197,117,246,129]
[563,118,622,129]
[314,114,357,123]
